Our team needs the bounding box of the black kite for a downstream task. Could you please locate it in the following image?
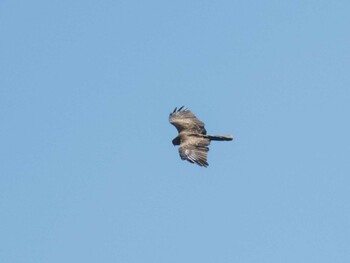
[169,106,233,167]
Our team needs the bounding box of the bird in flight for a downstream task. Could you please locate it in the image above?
[169,106,233,167]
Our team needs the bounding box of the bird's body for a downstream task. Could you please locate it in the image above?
[169,106,233,167]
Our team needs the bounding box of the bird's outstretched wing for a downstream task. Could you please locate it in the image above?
[178,135,210,167]
[169,106,207,134]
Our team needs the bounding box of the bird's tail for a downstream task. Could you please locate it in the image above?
[206,135,234,141]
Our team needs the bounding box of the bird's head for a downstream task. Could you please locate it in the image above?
[172,136,180,146]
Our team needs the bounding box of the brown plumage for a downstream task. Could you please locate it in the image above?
[169,106,233,167]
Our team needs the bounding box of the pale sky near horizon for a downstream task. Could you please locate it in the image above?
[1,1,349,262]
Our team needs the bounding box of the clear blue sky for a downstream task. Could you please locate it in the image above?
[1,1,349,262]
